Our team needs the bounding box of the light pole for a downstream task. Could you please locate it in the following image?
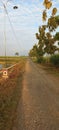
[1,1,18,68]
[3,3,7,68]
[1,0,18,78]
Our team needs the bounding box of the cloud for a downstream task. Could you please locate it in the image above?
[0,0,59,55]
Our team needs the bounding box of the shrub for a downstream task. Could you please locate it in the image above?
[50,54,59,67]
[37,57,44,63]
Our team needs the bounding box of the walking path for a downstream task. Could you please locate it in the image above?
[12,59,59,130]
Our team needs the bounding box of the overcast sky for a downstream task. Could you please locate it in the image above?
[0,0,59,56]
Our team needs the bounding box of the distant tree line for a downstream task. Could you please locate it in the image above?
[29,0,59,63]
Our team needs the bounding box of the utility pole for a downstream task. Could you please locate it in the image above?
[1,0,18,68]
[4,3,7,68]
[1,0,18,79]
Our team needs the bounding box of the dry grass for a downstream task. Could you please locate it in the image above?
[0,56,26,67]
[37,63,59,77]
[0,58,26,130]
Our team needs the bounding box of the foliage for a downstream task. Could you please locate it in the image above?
[15,52,19,56]
[42,10,47,21]
[29,0,59,64]
[29,44,38,57]
[37,56,44,63]
[55,15,59,25]
[44,32,58,54]
[43,0,52,9]
[52,8,57,16]
[54,32,59,41]
[48,16,58,31]
[50,54,59,67]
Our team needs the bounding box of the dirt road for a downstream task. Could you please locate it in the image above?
[12,59,59,130]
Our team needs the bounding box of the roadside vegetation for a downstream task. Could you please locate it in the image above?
[0,57,26,130]
[29,0,59,67]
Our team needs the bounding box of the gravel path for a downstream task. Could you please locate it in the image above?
[12,59,59,130]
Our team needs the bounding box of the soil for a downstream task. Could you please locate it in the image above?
[12,58,59,130]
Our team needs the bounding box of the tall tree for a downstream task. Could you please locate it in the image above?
[36,25,46,56]
[29,44,38,57]
[29,0,59,60]
[44,32,57,54]
[42,0,59,54]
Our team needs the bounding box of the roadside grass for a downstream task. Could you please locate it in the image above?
[41,55,59,76]
[31,56,59,77]
[0,57,26,130]
[39,63,59,76]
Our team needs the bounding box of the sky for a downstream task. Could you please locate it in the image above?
[0,0,59,56]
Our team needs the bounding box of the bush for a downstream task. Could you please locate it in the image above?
[37,57,44,63]
[50,54,59,67]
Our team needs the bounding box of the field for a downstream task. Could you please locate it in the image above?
[0,57,27,130]
[0,56,26,68]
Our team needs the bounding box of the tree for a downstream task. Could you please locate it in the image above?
[15,52,19,56]
[42,10,47,21]
[55,15,59,25]
[54,32,59,47]
[44,32,57,54]
[40,1,59,55]
[29,0,59,61]
[47,16,58,31]
[42,0,59,55]
[54,32,59,41]
[42,0,52,21]
[43,0,52,9]
[29,44,38,57]
[52,8,57,16]
[36,25,46,56]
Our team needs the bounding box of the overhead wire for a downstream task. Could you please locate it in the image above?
[1,0,38,55]
[6,7,26,54]
[1,0,39,23]
[17,0,39,17]
[4,4,7,58]
[0,0,26,55]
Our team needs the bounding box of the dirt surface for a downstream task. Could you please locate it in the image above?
[12,59,59,130]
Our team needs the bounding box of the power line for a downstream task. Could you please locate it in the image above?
[6,10,26,53]
[1,0,26,55]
